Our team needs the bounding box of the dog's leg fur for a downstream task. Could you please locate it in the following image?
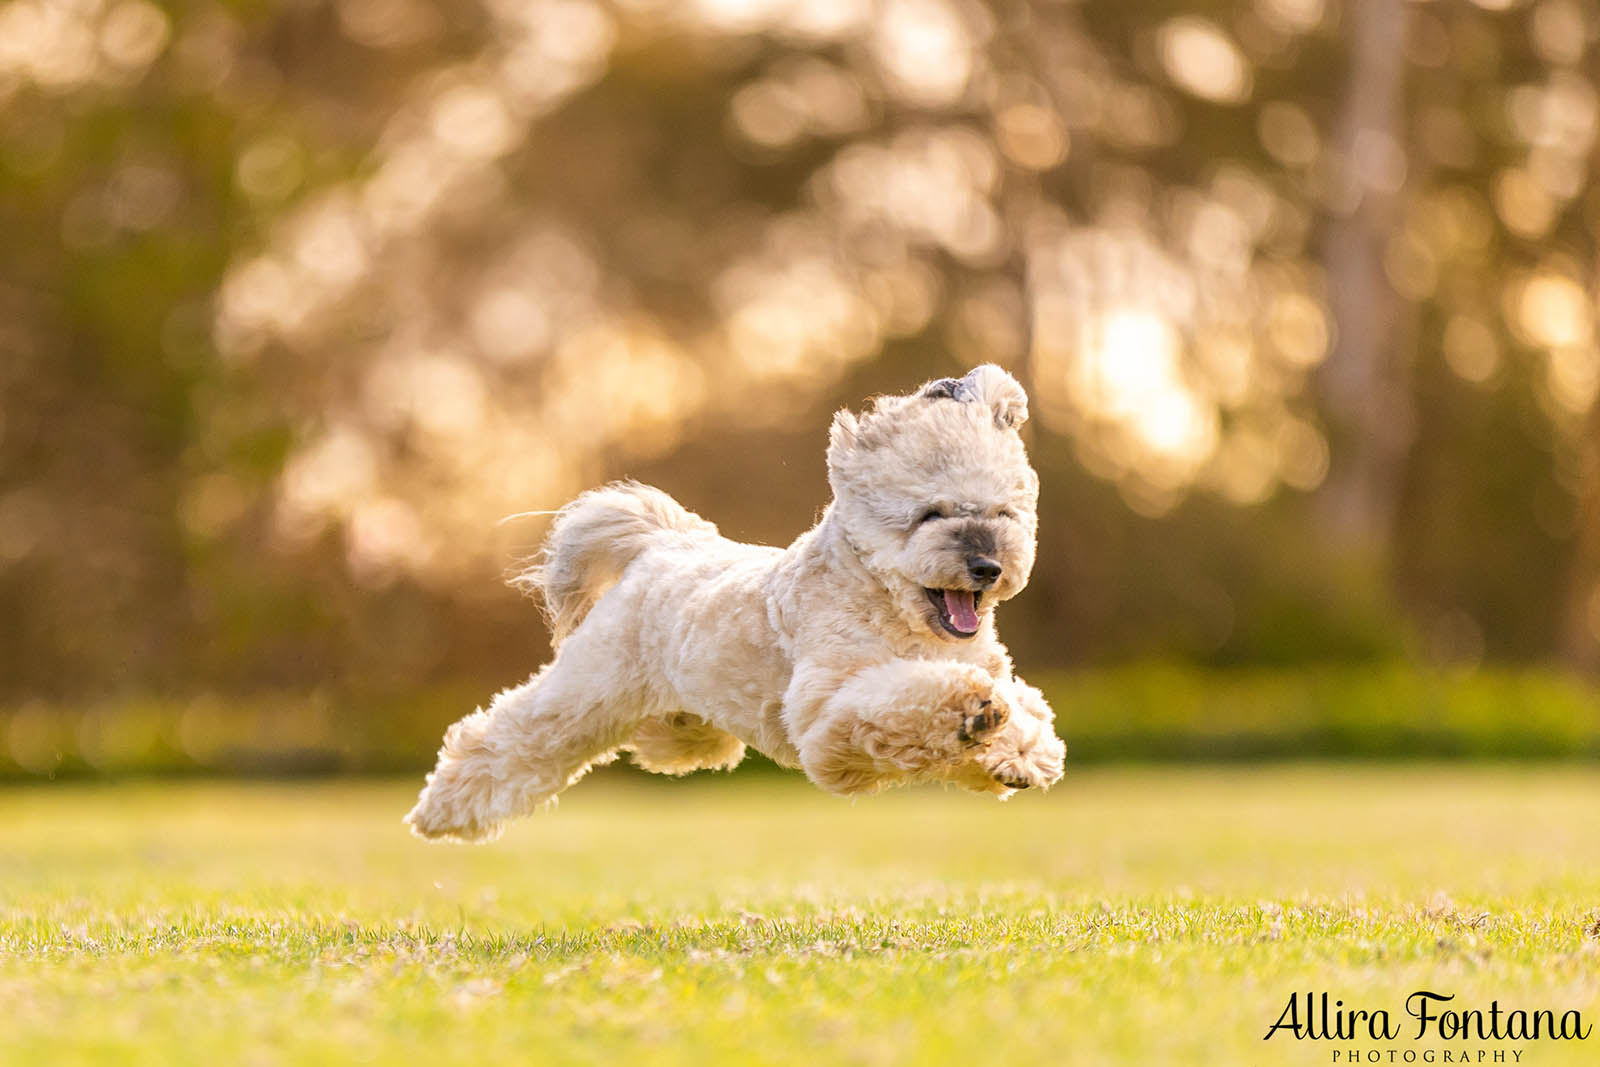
[625,713,746,775]
[793,659,1016,795]
[405,621,651,840]
[969,676,1064,791]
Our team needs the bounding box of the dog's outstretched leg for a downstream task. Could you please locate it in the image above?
[968,676,1064,792]
[792,659,1013,795]
[404,631,646,840]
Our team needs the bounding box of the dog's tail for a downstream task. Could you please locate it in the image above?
[513,481,717,646]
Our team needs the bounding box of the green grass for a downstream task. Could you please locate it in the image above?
[4,767,1600,1065]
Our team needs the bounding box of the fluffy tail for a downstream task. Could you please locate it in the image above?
[513,482,717,645]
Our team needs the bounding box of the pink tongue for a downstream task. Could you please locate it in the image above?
[943,590,980,633]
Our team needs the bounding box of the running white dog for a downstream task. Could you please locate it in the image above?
[407,365,1065,841]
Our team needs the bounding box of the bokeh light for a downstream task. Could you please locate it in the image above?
[2,0,1598,698]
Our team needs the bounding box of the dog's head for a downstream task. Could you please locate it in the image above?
[826,365,1039,641]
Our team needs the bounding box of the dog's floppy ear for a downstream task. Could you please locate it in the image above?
[965,365,1028,430]
[919,377,970,402]
[929,365,1028,430]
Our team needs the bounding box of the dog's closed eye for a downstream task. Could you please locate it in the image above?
[918,508,945,525]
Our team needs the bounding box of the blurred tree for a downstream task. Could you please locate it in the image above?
[1318,0,1411,549]
[0,0,1596,701]
[1561,270,1600,672]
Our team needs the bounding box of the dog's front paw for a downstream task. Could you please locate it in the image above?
[956,696,1009,747]
[975,714,1065,792]
[928,669,1010,756]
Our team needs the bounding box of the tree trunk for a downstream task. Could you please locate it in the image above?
[1318,0,1412,553]
[1559,259,1600,673]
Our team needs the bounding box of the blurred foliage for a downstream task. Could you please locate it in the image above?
[0,0,1598,706]
[1054,661,1600,760]
[5,664,1599,779]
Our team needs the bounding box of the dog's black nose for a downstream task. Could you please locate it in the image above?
[967,556,1002,585]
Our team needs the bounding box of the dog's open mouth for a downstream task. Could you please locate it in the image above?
[926,587,982,638]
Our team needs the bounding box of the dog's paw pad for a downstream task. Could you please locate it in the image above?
[977,734,1065,792]
[981,754,1050,790]
[957,699,1008,746]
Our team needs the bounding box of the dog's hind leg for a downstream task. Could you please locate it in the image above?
[625,713,746,776]
[405,632,647,841]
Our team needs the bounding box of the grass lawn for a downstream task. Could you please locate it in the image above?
[3,766,1599,1065]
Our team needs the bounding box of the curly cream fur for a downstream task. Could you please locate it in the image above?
[406,365,1065,841]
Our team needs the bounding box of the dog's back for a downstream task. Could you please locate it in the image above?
[514,481,718,645]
